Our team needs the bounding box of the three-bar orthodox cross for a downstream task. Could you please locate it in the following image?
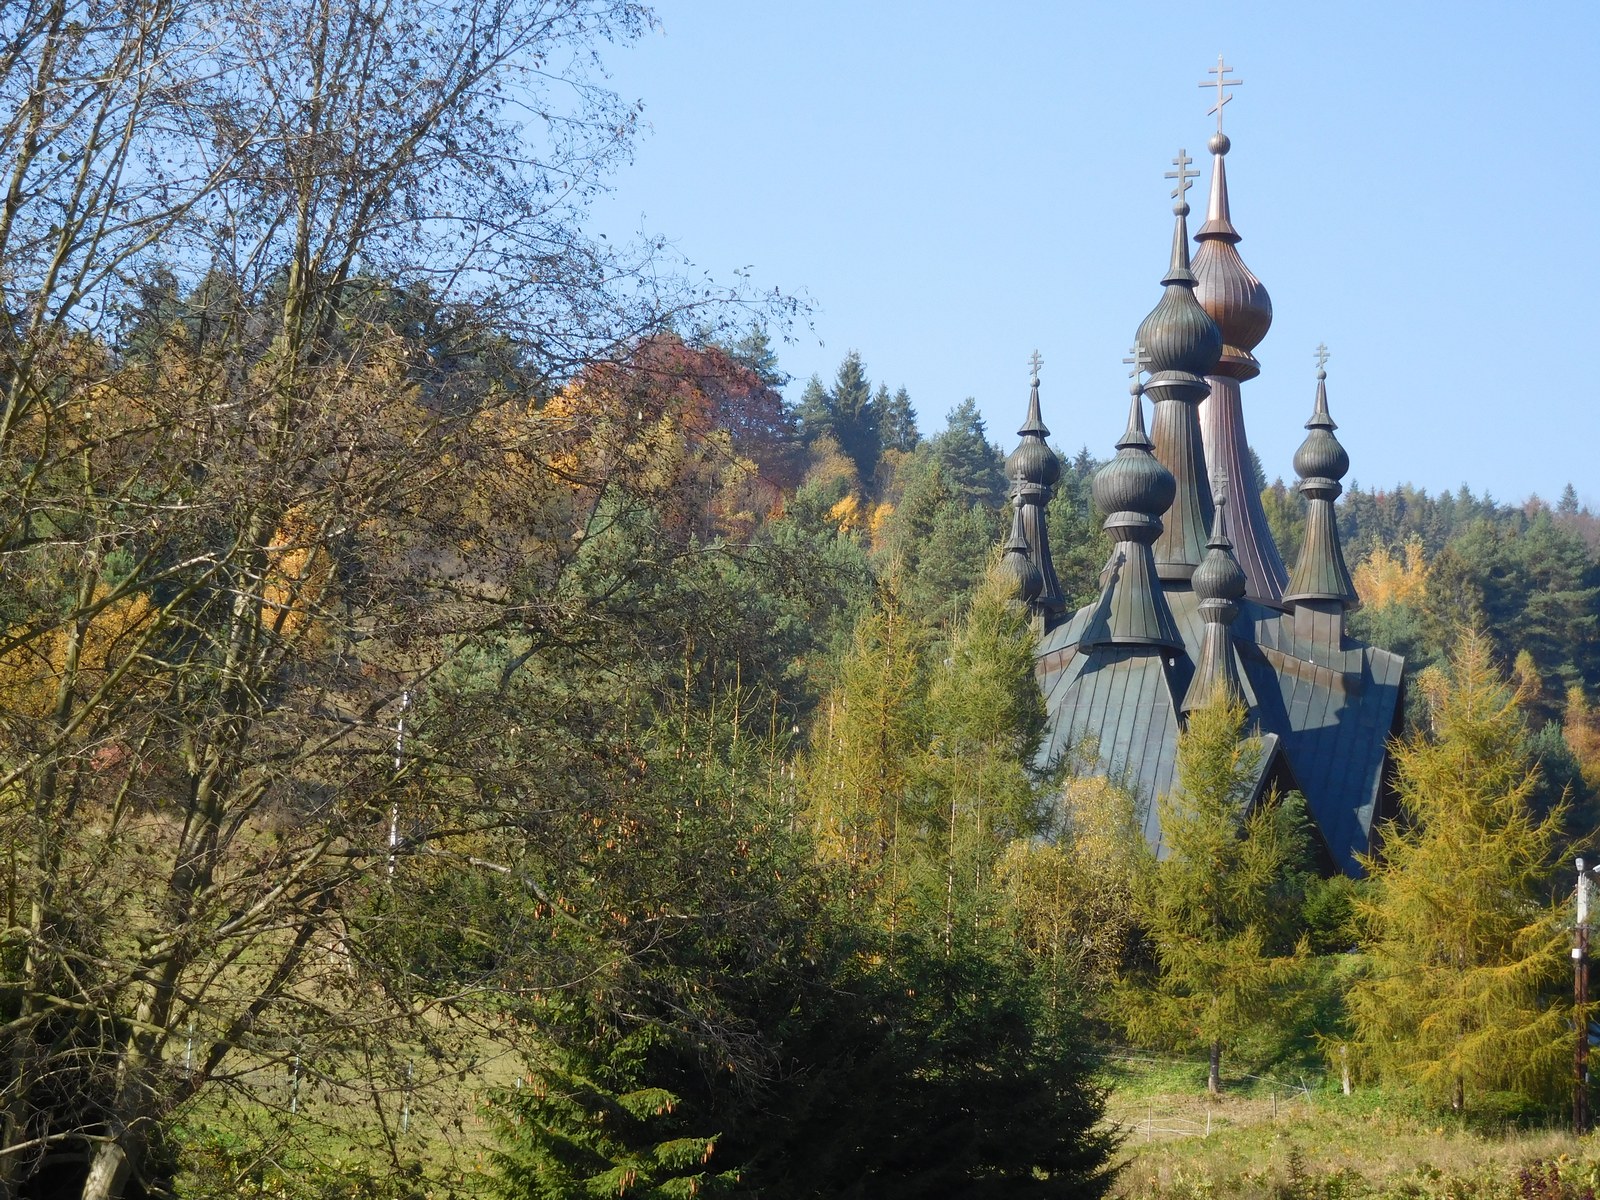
[1315,342,1330,374]
[1201,55,1241,133]
[1122,343,1152,381]
[1165,149,1198,204]
[1029,349,1043,381]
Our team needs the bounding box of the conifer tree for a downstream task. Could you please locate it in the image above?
[879,385,920,453]
[828,351,882,485]
[930,398,1006,508]
[800,585,927,886]
[795,372,832,446]
[1348,631,1569,1111]
[491,1000,735,1200]
[1119,690,1309,1094]
[914,567,1048,941]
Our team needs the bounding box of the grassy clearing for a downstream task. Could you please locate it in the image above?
[1104,1055,1600,1199]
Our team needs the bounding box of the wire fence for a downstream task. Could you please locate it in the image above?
[1101,1050,1323,1142]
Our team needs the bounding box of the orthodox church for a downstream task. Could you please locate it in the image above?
[998,65,1405,876]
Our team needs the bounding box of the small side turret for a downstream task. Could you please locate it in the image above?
[1285,348,1359,645]
[1004,352,1065,623]
[1081,355,1184,649]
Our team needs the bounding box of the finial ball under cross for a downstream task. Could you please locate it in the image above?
[1200,54,1242,136]
[1315,342,1330,376]
[1165,149,1198,209]
[1122,343,1151,394]
[1029,349,1043,380]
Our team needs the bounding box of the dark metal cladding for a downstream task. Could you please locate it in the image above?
[1029,65,1406,878]
[1005,354,1066,619]
[1138,152,1222,583]
[1181,492,1247,712]
[1082,387,1184,649]
[1191,114,1287,605]
[998,503,1045,606]
[1285,360,1359,615]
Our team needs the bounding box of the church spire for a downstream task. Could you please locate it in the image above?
[1191,56,1288,606]
[1182,481,1247,712]
[1285,347,1359,631]
[997,501,1045,613]
[1136,149,1222,581]
[1003,351,1065,622]
[1081,351,1183,649]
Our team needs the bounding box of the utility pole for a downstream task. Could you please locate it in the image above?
[1577,857,1591,1135]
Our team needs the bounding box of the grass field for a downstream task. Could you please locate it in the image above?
[1104,1055,1600,1199]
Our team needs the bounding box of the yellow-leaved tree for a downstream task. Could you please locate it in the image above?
[1349,630,1569,1111]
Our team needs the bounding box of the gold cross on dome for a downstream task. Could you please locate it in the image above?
[1028,349,1043,379]
[1201,55,1242,133]
[1315,343,1330,373]
[1165,149,1198,203]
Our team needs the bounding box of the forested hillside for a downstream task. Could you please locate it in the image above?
[3,3,1600,1199]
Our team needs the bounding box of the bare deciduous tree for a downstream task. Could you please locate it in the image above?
[0,3,783,1196]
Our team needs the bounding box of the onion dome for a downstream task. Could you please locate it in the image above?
[1004,357,1061,489]
[1092,385,1175,531]
[1192,129,1273,381]
[1082,374,1184,650]
[997,505,1044,605]
[1137,151,1220,580]
[1004,352,1066,621]
[1192,491,1247,609]
[1285,353,1359,611]
[1135,151,1223,398]
[1189,63,1288,605]
[1292,367,1350,483]
[1182,487,1247,712]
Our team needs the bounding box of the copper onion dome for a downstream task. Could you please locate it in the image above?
[1181,485,1248,712]
[1192,129,1273,381]
[1292,366,1350,484]
[1004,360,1061,489]
[1284,349,1359,611]
[1192,490,1247,607]
[1092,382,1175,529]
[1135,157,1223,389]
[997,506,1045,604]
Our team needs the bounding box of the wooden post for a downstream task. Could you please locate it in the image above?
[1577,858,1591,1136]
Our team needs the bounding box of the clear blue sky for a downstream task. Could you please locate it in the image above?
[586,1,1596,506]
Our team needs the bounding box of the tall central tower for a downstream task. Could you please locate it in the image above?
[1191,57,1289,605]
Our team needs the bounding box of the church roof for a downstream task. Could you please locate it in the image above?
[1016,61,1406,876]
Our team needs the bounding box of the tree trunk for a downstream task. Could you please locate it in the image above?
[80,1138,131,1200]
[1208,1040,1222,1095]
[1452,1075,1464,1112]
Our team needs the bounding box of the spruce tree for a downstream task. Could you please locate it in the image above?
[1118,690,1309,1093]
[879,385,920,453]
[1348,630,1569,1111]
[795,373,833,447]
[829,351,882,485]
[491,999,736,1200]
[1558,482,1581,516]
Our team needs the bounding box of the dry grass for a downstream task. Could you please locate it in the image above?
[1103,1058,1600,1199]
